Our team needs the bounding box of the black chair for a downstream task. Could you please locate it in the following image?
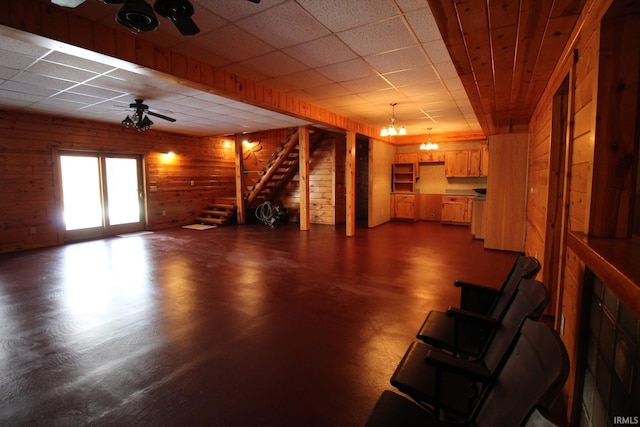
[390,278,549,418]
[416,254,541,357]
[364,319,570,427]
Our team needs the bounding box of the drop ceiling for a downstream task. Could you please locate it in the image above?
[0,0,589,139]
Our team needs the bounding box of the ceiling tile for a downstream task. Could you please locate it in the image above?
[340,75,394,94]
[0,80,58,97]
[297,0,398,32]
[316,58,376,82]
[365,46,430,74]
[240,51,308,78]
[0,50,39,70]
[422,39,453,64]
[186,24,275,63]
[404,8,442,43]
[383,66,440,87]
[274,69,333,91]
[237,2,330,49]
[12,70,78,91]
[43,51,116,74]
[283,35,357,68]
[337,17,416,57]
[27,60,98,83]
[198,0,287,22]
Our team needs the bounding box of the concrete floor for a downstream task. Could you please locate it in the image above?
[0,221,519,426]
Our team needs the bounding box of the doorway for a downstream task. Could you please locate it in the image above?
[59,152,145,242]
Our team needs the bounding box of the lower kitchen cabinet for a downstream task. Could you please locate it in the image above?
[441,195,472,225]
[391,194,418,221]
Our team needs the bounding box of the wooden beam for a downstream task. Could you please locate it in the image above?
[234,134,245,224]
[298,126,310,231]
[345,131,356,237]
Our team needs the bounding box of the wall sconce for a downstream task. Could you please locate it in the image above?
[161,151,176,161]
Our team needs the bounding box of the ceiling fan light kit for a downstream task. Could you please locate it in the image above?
[121,99,176,131]
[100,0,200,35]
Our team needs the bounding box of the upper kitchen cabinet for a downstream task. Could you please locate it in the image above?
[395,152,419,163]
[444,149,483,177]
[418,151,445,163]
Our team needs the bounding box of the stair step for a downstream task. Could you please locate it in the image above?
[207,203,236,210]
[196,217,226,225]
[201,210,234,217]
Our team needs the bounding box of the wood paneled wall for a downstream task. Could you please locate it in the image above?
[525,0,614,421]
[0,110,233,253]
[280,135,346,225]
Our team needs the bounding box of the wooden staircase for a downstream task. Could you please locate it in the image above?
[196,198,237,226]
[245,128,325,208]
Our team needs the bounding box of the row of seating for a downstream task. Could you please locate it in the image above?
[364,254,570,427]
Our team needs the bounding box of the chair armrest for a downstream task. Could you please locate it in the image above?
[445,306,499,327]
[454,280,500,314]
[424,347,491,382]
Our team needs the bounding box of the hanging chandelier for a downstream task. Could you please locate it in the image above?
[420,128,438,150]
[380,103,406,137]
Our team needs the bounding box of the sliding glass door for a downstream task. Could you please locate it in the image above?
[60,152,145,241]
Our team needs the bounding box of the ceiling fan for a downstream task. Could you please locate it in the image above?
[50,0,264,36]
[121,99,176,131]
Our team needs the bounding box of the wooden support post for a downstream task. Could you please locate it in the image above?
[299,126,310,231]
[346,131,356,236]
[234,134,245,224]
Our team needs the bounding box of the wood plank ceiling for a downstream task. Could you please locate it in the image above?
[429,0,588,135]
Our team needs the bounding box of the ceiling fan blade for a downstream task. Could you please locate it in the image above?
[171,17,200,36]
[51,0,86,7]
[147,111,176,122]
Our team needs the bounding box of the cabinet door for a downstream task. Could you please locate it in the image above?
[441,197,467,223]
[444,151,469,177]
[392,194,416,220]
[467,150,481,176]
[396,152,418,163]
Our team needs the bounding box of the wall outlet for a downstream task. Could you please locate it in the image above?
[162,210,166,216]
[150,185,157,192]
[190,180,195,186]
[30,227,36,234]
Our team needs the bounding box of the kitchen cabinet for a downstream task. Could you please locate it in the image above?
[444,150,482,177]
[418,151,445,163]
[395,152,418,163]
[392,163,418,193]
[441,195,472,225]
[391,194,418,221]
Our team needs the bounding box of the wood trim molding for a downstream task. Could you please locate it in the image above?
[567,231,640,318]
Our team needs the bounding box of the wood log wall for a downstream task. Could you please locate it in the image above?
[0,110,234,253]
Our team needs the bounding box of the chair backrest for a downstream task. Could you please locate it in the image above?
[489,255,541,320]
[474,319,569,427]
[481,278,549,372]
